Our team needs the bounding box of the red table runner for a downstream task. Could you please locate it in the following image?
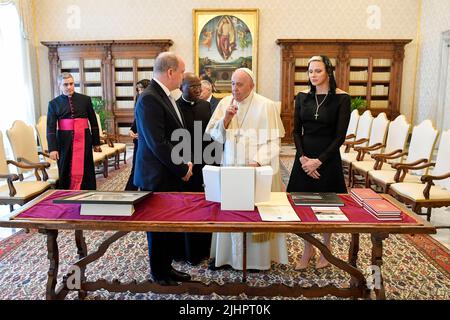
[14,191,419,224]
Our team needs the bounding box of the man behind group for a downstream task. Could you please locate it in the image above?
[206,68,288,270]
[47,72,102,190]
[174,72,217,265]
[134,52,193,286]
[199,79,220,115]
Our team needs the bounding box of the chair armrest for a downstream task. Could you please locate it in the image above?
[0,173,19,196]
[372,150,406,161]
[354,143,384,152]
[420,172,450,199]
[16,157,51,169]
[392,159,429,170]
[371,150,406,170]
[0,173,19,180]
[421,171,450,183]
[354,143,384,161]
[8,159,49,181]
[393,159,430,183]
[343,138,369,153]
[345,134,356,140]
[343,138,369,147]
[105,133,121,147]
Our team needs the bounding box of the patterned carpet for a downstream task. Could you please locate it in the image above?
[1,156,450,300]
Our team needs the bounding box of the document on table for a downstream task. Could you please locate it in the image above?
[256,192,301,222]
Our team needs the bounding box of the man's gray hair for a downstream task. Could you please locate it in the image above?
[154,52,179,75]
[57,72,74,85]
[201,79,212,91]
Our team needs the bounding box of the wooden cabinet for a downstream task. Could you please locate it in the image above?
[276,39,411,143]
[42,40,173,142]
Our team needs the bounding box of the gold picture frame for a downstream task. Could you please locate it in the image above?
[193,8,259,98]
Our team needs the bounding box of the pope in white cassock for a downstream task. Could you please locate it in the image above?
[205,68,289,270]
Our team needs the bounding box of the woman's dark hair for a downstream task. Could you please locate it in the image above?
[136,79,151,93]
[307,55,337,95]
[135,79,151,106]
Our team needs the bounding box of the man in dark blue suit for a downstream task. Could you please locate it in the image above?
[199,79,220,115]
[134,52,193,286]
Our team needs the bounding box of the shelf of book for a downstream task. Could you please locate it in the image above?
[277,39,411,142]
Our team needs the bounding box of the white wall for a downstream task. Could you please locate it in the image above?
[33,0,419,121]
[414,0,450,129]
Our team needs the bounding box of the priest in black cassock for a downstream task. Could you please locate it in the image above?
[47,72,102,190]
[174,72,217,265]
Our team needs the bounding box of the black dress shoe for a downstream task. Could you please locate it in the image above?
[153,277,179,286]
[169,268,191,282]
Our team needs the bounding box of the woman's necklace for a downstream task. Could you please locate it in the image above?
[314,92,328,120]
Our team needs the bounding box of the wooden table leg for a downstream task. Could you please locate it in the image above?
[371,233,389,300]
[348,233,361,295]
[40,229,59,300]
[242,232,247,283]
[75,230,88,299]
[349,233,360,267]
[299,233,369,299]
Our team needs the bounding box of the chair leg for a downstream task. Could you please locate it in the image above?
[123,149,127,164]
[426,207,432,221]
[348,166,353,187]
[115,153,119,169]
[364,173,370,188]
[413,205,424,217]
[103,159,108,178]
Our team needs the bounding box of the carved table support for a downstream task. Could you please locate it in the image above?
[371,233,389,300]
[39,229,59,300]
[297,233,370,299]
[242,232,247,283]
[349,233,360,267]
[75,230,88,299]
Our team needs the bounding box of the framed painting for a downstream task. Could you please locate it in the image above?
[193,9,259,98]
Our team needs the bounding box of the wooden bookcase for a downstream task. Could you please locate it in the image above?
[276,39,411,143]
[42,40,173,142]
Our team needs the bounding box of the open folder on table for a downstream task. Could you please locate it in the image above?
[256,192,301,221]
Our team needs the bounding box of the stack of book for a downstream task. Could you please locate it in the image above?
[363,199,402,221]
[350,188,382,206]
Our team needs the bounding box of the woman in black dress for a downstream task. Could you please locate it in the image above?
[124,79,151,191]
[286,56,350,270]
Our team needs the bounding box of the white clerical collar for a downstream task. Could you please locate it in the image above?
[182,96,195,106]
[207,95,212,103]
[153,78,171,97]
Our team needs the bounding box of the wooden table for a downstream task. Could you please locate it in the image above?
[0,190,436,300]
